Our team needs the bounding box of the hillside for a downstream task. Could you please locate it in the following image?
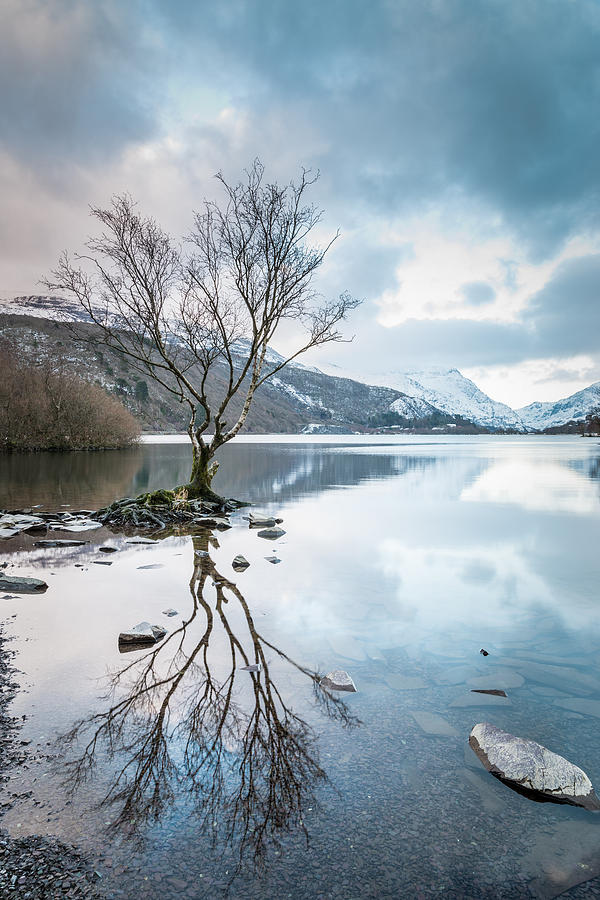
[0,310,470,434]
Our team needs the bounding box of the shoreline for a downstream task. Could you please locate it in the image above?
[0,622,104,898]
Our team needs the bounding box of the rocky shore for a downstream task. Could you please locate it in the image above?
[0,624,104,899]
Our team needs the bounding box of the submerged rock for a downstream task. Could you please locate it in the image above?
[241,663,261,673]
[162,608,179,617]
[257,527,286,540]
[320,669,357,693]
[469,722,600,810]
[264,556,281,564]
[0,575,48,594]
[232,555,250,572]
[33,539,89,548]
[471,689,507,697]
[118,622,167,645]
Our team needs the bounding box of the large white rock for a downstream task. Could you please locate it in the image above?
[469,722,600,810]
[118,622,167,644]
[320,669,357,693]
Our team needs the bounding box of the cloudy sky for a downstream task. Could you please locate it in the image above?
[1,0,599,407]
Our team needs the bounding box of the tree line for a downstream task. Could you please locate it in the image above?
[0,341,139,451]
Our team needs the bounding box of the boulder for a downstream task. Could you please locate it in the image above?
[232,555,250,572]
[320,669,357,693]
[118,622,167,645]
[469,722,600,810]
[0,576,48,594]
[257,527,286,540]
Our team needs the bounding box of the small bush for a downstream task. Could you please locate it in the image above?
[0,342,140,451]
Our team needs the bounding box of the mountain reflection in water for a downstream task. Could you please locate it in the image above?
[60,533,359,872]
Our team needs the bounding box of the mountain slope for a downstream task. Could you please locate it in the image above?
[379,368,528,432]
[0,302,465,433]
[518,382,600,430]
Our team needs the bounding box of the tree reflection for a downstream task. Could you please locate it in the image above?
[62,534,359,870]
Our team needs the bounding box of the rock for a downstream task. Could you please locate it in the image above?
[92,560,113,566]
[118,622,167,644]
[320,669,357,693]
[33,539,89,547]
[0,576,48,594]
[471,689,507,697]
[480,648,489,656]
[0,529,20,540]
[257,527,286,540]
[232,555,250,572]
[248,512,281,528]
[162,608,178,617]
[265,556,281,564]
[469,722,600,810]
[241,663,261,672]
[99,546,118,553]
[137,563,164,570]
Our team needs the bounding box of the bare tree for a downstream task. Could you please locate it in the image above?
[45,160,360,501]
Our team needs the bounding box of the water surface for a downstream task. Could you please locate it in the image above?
[1,436,600,898]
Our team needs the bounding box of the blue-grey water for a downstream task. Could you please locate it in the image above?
[1,435,600,898]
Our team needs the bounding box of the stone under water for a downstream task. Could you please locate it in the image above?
[469,722,600,810]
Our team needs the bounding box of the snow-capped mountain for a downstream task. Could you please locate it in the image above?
[380,368,528,432]
[518,382,600,430]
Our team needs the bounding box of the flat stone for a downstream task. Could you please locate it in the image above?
[232,555,250,571]
[385,673,428,691]
[33,539,89,547]
[411,711,458,737]
[99,547,118,553]
[118,622,167,644]
[265,556,281,564]
[0,529,20,539]
[320,669,357,693]
[467,669,525,689]
[257,527,286,540]
[241,664,261,672]
[137,564,164,570]
[554,698,600,719]
[162,608,178,617]
[92,560,113,566]
[0,576,48,594]
[450,692,510,707]
[469,722,600,810]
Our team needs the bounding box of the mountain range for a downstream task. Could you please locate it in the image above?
[0,295,598,434]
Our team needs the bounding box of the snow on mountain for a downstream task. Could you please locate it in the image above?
[389,394,439,419]
[518,382,600,430]
[0,295,92,322]
[381,368,528,432]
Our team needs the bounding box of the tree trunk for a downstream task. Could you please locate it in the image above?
[183,439,223,504]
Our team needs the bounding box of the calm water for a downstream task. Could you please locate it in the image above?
[1,435,600,898]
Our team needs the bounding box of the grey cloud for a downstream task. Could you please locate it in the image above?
[157,0,600,257]
[0,0,159,170]
[460,281,496,306]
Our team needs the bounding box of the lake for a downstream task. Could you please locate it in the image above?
[1,435,600,898]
